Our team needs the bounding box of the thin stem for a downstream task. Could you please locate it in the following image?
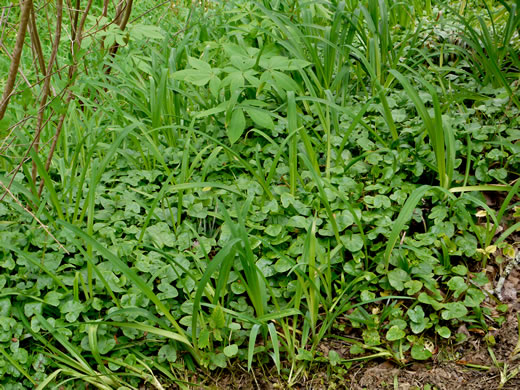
[0,0,32,120]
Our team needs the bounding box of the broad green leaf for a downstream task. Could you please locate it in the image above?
[464,288,486,307]
[245,107,274,130]
[188,56,212,71]
[411,344,432,360]
[362,328,381,346]
[388,269,410,291]
[404,280,423,295]
[199,329,210,349]
[407,306,425,323]
[341,233,364,252]
[158,344,178,363]
[227,108,246,144]
[436,326,451,338]
[224,344,238,357]
[452,265,468,276]
[328,350,341,366]
[171,69,212,86]
[386,325,405,341]
[447,276,468,299]
[418,293,444,311]
[210,352,227,368]
[441,302,468,320]
[350,344,366,355]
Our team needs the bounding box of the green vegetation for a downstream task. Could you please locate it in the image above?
[0,0,519,388]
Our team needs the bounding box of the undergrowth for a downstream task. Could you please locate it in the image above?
[0,0,519,388]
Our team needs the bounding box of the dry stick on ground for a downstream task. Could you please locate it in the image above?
[0,0,32,120]
[31,0,63,185]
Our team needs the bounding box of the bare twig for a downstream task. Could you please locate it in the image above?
[73,0,93,51]
[102,0,109,17]
[118,0,133,30]
[70,0,80,45]
[0,7,9,42]
[129,0,170,24]
[105,0,133,75]
[28,3,46,76]
[0,0,32,120]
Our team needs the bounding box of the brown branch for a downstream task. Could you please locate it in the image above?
[73,0,93,50]
[0,7,9,42]
[70,0,80,44]
[28,3,46,76]
[31,0,63,185]
[0,0,32,120]
[102,0,109,17]
[114,0,126,25]
[118,0,133,31]
[105,0,133,76]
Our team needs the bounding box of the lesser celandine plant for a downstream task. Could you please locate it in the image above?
[0,0,519,388]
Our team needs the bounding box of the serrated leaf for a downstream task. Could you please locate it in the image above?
[211,305,226,329]
[199,329,210,349]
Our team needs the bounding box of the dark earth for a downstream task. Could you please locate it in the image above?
[156,266,520,389]
[187,309,520,389]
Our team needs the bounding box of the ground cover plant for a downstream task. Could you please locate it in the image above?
[0,0,519,388]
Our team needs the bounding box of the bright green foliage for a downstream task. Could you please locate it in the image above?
[0,0,519,387]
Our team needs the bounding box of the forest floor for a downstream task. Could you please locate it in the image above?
[161,284,520,390]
